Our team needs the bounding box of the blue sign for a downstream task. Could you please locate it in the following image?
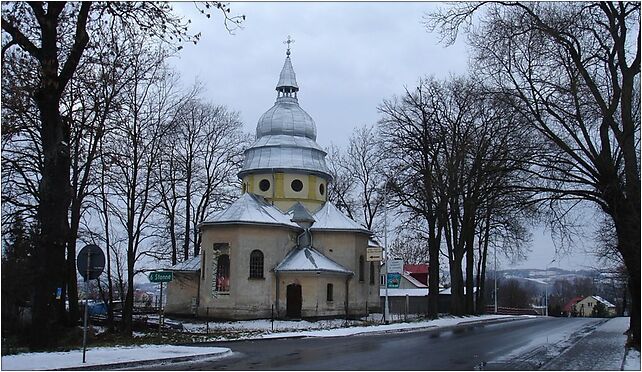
[387,273,401,288]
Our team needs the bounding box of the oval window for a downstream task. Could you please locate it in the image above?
[259,179,270,192]
[319,183,325,195]
[291,179,303,192]
[242,183,247,193]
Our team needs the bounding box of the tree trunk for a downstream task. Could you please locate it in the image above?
[66,208,81,325]
[427,216,440,318]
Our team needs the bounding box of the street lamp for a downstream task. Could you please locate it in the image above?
[545,258,556,316]
[383,179,390,324]
[494,244,498,313]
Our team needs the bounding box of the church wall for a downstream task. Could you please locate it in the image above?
[276,273,349,318]
[312,231,380,315]
[241,172,327,212]
[165,272,199,315]
[198,224,297,319]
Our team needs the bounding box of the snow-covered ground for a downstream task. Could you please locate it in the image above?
[1,345,231,371]
[623,348,641,371]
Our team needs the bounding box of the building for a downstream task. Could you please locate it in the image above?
[164,44,380,320]
[574,295,616,317]
[561,296,584,317]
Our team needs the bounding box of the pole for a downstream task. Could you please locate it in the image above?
[158,282,163,336]
[82,250,90,363]
[383,179,389,324]
[494,244,497,313]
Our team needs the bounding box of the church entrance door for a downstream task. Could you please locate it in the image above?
[286,284,302,318]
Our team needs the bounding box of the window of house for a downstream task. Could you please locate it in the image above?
[369,262,375,285]
[201,251,206,280]
[359,255,365,282]
[249,250,264,279]
[327,283,333,301]
[291,179,303,192]
[319,183,325,195]
[216,254,230,292]
[380,274,385,286]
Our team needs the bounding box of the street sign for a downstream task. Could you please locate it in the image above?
[387,273,401,288]
[387,259,404,274]
[149,271,173,283]
[366,247,382,261]
[77,244,105,281]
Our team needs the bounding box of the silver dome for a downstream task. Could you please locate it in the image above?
[239,50,332,181]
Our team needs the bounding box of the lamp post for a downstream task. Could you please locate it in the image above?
[545,258,556,316]
[494,244,498,313]
[383,179,390,324]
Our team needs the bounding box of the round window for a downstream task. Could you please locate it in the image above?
[291,179,303,192]
[259,179,270,192]
[319,183,325,195]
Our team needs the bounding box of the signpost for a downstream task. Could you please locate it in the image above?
[387,273,401,288]
[76,244,105,364]
[366,247,383,262]
[148,271,173,336]
[387,259,403,275]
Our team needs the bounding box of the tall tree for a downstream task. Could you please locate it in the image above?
[1,1,242,347]
[429,2,640,348]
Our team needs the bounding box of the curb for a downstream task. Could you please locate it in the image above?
[55,349,232,371]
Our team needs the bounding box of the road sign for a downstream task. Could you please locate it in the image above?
[366,247,382,261]
[387,259,404,274]
[387,273,401,288]
[149,271,173,283]
[77,244,105,281]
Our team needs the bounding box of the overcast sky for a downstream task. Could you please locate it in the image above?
[169,2,600,271]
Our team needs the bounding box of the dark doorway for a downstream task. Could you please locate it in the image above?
[286,284,302,319]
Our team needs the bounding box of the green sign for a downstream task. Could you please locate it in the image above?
[387,273,401,288]
[149,271,173,283]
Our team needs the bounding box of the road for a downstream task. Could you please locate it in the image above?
[138,317,610,370]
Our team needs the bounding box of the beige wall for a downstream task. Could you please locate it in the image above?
[165,272,199,315]
[190,224,376,319]
[574,296,616,317]
[241,172,327,212]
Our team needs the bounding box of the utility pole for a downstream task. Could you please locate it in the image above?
[494,244,498,313]
[383,179,389,324]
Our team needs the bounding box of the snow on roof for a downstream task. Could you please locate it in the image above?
[402,273,427,288]
[167,255,200,272]
[202,193,299,229]
[275,246,353,275]
[592,295,616,308]
[368,238,381,247]
[311,202,370,234]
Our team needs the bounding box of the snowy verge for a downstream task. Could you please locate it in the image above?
[1,345,231,371]
[623,348,641,371]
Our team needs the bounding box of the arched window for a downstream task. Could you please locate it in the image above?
[327,283,334,301]
[369,262,375,285]
[216,254,230,292]
[359,255,365,282]
[249,250,264,279]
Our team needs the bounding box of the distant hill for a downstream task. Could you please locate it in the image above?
[491,267,600,286]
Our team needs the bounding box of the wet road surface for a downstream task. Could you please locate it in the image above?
[137,317,607,370]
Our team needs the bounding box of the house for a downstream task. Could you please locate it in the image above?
[164,45,379,320]
[562,296,584,317]
[404,264,429,286]
[574,295,616,317]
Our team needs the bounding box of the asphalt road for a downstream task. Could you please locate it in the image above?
[139,317,608,370]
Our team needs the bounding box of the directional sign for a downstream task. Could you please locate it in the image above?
[387,259,404,274]
[366,247,383,261]
[77,244,105,281]
[149,271,173,283]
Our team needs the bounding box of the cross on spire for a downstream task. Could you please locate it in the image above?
[284,35,295,56]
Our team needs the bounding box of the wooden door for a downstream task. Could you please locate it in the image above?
[286,284,302,319]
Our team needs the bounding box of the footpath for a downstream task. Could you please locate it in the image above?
[542,317,640,371]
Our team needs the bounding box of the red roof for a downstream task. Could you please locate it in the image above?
[562,296,584,312]
[404,264,429,274]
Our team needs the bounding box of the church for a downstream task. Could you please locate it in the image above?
[164,42,380,320]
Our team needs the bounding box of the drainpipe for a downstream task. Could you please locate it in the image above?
[275,271,280,319]
[345,276,352,319]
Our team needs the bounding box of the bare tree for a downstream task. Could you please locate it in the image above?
[429,2,640,347]
[1,1,243,347]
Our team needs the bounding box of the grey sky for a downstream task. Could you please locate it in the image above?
[169,2,600,271]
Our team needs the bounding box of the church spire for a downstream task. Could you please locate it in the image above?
[276,36,299,97]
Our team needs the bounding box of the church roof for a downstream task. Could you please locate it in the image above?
[202,193,299,229]
[276,56,299,91]
[167,255,200,272]
[311,202,370,234]
[275,246,353,275]
[202,196,370,235]
[238,44,332,181]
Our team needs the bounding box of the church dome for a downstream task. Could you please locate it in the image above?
[238,44,332,181]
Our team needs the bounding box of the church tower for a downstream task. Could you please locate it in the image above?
[238,38,332,212]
